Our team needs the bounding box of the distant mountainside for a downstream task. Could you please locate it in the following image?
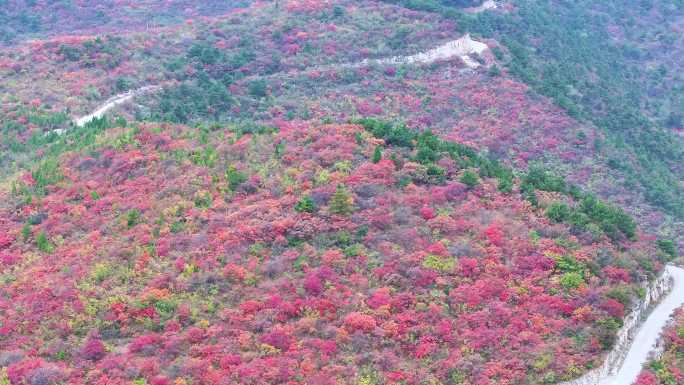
[385,0,684,243]
[0,0,252,46]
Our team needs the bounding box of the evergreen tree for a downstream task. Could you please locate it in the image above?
[656,239,678,261]
[460,170,479,189]
[226,165,247,190]
[546,202,571,223]
[36,231,53,253]
[329,184,353,216]
[295,195,317,213]
[372,146,382,164]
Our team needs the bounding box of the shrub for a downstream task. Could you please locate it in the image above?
[294,196,316,213]
[91,263,111,283]
[422,254,456,272]
[28,213,46,225]
[448,369,468,385]
[226,165,247,190]
[555,254,584,273]
[560,272,583,290]
[546,202,571,222]
[388,27,411,50]
[81,337,106,361]
[606,286,632,308]
[596,317,621,349]
[634,371,658,385]
[0,367,8,385]
[36,231,53,253]
[303,273,323,296]
[261,329,293,351]
[248,79,267,98]
[460,170,479,188]
[333,4,345,17]
[0,253,20,266]
[329,184,353,215]
[126,209,141,228]
[344,312,376,332]
[443,0,484,6]
[194,191,212,208]
[372,146,382,163]
[58,44,82,61]
[488,64,501,77]
[601,298,625,318]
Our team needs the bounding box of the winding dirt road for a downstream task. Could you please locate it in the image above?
[70,34,490,129]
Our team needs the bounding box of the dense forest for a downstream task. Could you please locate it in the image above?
[383,0,684,220]
[0,1,682,384]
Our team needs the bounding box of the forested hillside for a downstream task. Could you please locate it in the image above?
[0,116,663,384]
[0,0,252,46]
[0,1,682,385]
[385,0,684,245]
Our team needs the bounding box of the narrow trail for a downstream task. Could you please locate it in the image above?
[600,265,684,385]
[71,85,159,128]
[70,34,490,128]
[352,34,489,69]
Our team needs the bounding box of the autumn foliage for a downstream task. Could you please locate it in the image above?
[0,119,662,385]
[635,308,684,385]
[0,2,679,384]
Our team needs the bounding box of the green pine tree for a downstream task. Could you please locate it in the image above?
[226,165,247,190]
[460,170,479,188]
[329,184,353,216]
[295,195,317,213]
[372,146,382,163]
[36,231,53,253]
[22,223,31,241]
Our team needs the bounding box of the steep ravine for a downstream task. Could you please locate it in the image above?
[560,265,684,385]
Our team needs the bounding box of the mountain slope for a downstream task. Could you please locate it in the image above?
[0,0,252,46]
[0,119,660,385]
[384,0,684,247]
[3,0,679,252]
[0,1,682,384]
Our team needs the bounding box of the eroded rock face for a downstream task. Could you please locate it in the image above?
[559,267,674,385]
